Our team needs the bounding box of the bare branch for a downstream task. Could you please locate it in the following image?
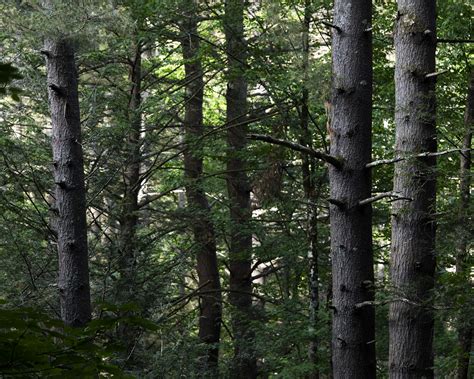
[358,192,412,207]
[366,148,471,169]
[248,133,343,169]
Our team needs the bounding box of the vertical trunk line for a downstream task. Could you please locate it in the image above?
[181,1,222,375]
[389,1,437,377]
[300,1,320,378]
[119,42,142,302]
[456,69,473,379]
[329,1,375,377]
[224,0,257,377]
[44,38,91,327]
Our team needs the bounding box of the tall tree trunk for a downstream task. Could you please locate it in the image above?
[300,2,319,378]
[118,42,141,303]
[456,69,473,379]
[44,38,91,327]
[181,2,222,375]
[224,0,256,377]
[329,1,375,377]
[389,1,437,377]
[117,40,142,361]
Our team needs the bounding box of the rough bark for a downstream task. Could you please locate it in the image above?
[224,0,256,377]
[456,69,473,379]
[181,2,222,375]
[389,1,437,378]
[44,38,91,327]
[328,1,375,377]
[300,2,319,377]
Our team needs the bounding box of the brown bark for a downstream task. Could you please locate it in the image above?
[44,38,91,327]
[456,69,473,379]
[181,2,222,375]
[329,1,375,377]
[389,1,437,378]
[224,0,256,377]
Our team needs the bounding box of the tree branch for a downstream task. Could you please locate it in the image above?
[248,133,343,169]
[358,192,412,207]
[437,38,474,44]
[366,148,471,169]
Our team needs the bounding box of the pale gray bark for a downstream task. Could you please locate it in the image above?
[389,1,437,377]
[329,1,375,377]
[225,0,256,377]
[44,38,91,327]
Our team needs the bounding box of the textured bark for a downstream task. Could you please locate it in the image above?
[181,2,222,375]
[44,38,91,327]
[329,1,375,377]
[224,0,256,377]
[389,2,437,378]
[456,69,473,379]
[300,2,319,378]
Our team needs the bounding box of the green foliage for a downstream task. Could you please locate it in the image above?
[0,302,132,378]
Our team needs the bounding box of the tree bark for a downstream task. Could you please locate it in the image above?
[224,0,256,377]
[329,1,375,377]
[181,2,222,375]
[389,1,437,378]
[44,38,91,327]
[456,69,473,379]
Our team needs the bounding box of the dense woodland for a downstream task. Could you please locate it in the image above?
[0,0,472,378]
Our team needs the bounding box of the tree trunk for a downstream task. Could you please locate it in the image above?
[456,69,473,379]
[181,2,222,375]
[329,1,375,377]
[44,38,91,327]
[300,2,319,378]
[116,40,142,362]
[118,42,141,304]
[224,0,256,377]
[389,1,437,378]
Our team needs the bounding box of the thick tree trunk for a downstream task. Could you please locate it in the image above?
[224,0,256,377]
[181,2,222,375]
[329,1,375,377]
[44,38,91,327]
[300,2,319,378]
[456,69,473,379]
[389,1,437,378]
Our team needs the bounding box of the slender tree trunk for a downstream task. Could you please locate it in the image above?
[389,1,437,377]
[329,1,375,377]
[118,42,141,303]
[116,41,142,361]
[44,38,91,327]
[300,2,319,378]
[181,2,222,375]
[456,69,473,379]
[224,0,256,377]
